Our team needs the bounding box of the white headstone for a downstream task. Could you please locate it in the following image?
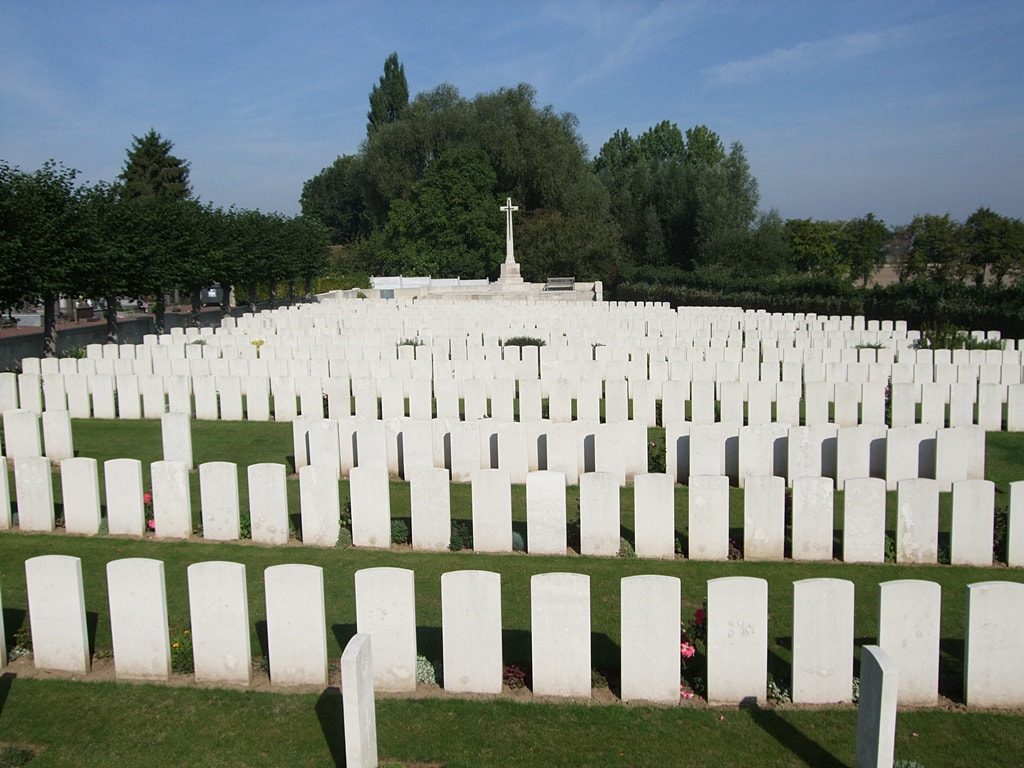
[471,468,512,553]
[633,472,676,559]
[188,561,251,684]
[15,456,54,532]
[3,409,41,459]
[104,458,145,536]
[791,476,834,561]
[964,581,1024,706]
[441,570,503,694]
[620,574,681,703]
[349,464,391,549]
[199,461,241,541]
[298,464,341,547]
[160,412,193,468]
[341,633,379,768]
[264,563,327,685]
[792,578,854,703]
[526,470,566,555]
[743,475,785,561]
[151,460,192,539]
[896,478,938,564]
[60,457,101,535]
[950,479,994,566]
[247,462,289,544]
[878,579,940,705]
[354,567,417,692]
[706,576,767,705]
[25,555,90,673]
[411,467,451,551]
[579,471,621,556]
[531,572,591,698]
[107,558,171,680]
[687,474,730,560]
[854,645,899,768]
[41,410,74,461]
[842,477,886,563]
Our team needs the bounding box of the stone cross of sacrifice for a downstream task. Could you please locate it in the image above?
[500,197,519,265]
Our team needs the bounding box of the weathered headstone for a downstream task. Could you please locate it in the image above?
[25,555,90,673]
[688,474,729,560]
[620,574,681,703]
[964,581,1024,706]
[526,470,567,555]
[199,461,241,541]
[60,457,101,535]
[15,456,54,532]
[341,633,379,768]
[151,460,192,539]
[104,458,145,536]
[878,579,940,704]
[743,475,785,561]
[854,645,899,768]
[264,563,327,685]
[354,567,417,692]
[107,558,171,680]
[471,469,512,553]
[441,570,503,694]
[298,464,341,547]
[531,572,591,698]
[896,478,938,564]
[792,578,854,703]
[160,412,194,468]
[633,472,675,559]
[706,576,767,705]
[188,561,251,684]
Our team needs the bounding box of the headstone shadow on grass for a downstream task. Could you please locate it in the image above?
[314,686,345,768]
[747,708,847,768]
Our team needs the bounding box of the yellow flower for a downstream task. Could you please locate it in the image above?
[172,643,179,648]
[183,630,189,634]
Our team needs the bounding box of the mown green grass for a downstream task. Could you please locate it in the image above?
[1,419,1024,766]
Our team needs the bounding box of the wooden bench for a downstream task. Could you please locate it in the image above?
[545,277,575,291]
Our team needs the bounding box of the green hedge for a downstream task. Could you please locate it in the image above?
[616,275,1024,338]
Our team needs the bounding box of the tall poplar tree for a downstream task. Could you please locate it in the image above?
[366,52,409,136]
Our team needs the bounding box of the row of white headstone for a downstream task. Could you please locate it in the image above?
[3,447,1019,567]
[7,555,1023,709]
[7,369,1024,438]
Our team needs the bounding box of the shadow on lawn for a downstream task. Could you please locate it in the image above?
[0,672,15,720]
[748,707,848,768]
[315,686,346,768]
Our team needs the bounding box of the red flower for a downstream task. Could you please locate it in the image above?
[694,608,706,625]
[143,493,152,505]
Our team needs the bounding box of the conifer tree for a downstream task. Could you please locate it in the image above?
[119,129,192,200]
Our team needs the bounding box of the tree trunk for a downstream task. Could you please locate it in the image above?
[42,294,58,358]
[154,295,167,335]
[104,295,119,344]
[220,283,233,316]
[190,285,202,328]
[269,282,278,309]
[247,282,257,314]
[288,280,296,305]
[304,275,313,301]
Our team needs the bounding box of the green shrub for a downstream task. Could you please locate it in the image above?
[511,531,525,551]
[449,520,473,551]
[391,519,410,545]
[617,537,636,559]
[336,528,353,549]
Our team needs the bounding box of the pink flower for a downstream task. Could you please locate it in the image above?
[143,493,152,505]
[147,519,156,530]
[680,642,696,659]
[694,608,706,625]
[681,690,694,699]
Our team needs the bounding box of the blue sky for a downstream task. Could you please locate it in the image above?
[2,1,1022,227]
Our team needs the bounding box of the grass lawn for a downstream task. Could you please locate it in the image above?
[1,419,1024,766]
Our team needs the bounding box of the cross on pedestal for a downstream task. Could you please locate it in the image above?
[500,197,519,265]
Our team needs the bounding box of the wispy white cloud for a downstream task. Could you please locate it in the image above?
[540,1,707,87]
[704,26,907,86]
[702,8,991,87]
